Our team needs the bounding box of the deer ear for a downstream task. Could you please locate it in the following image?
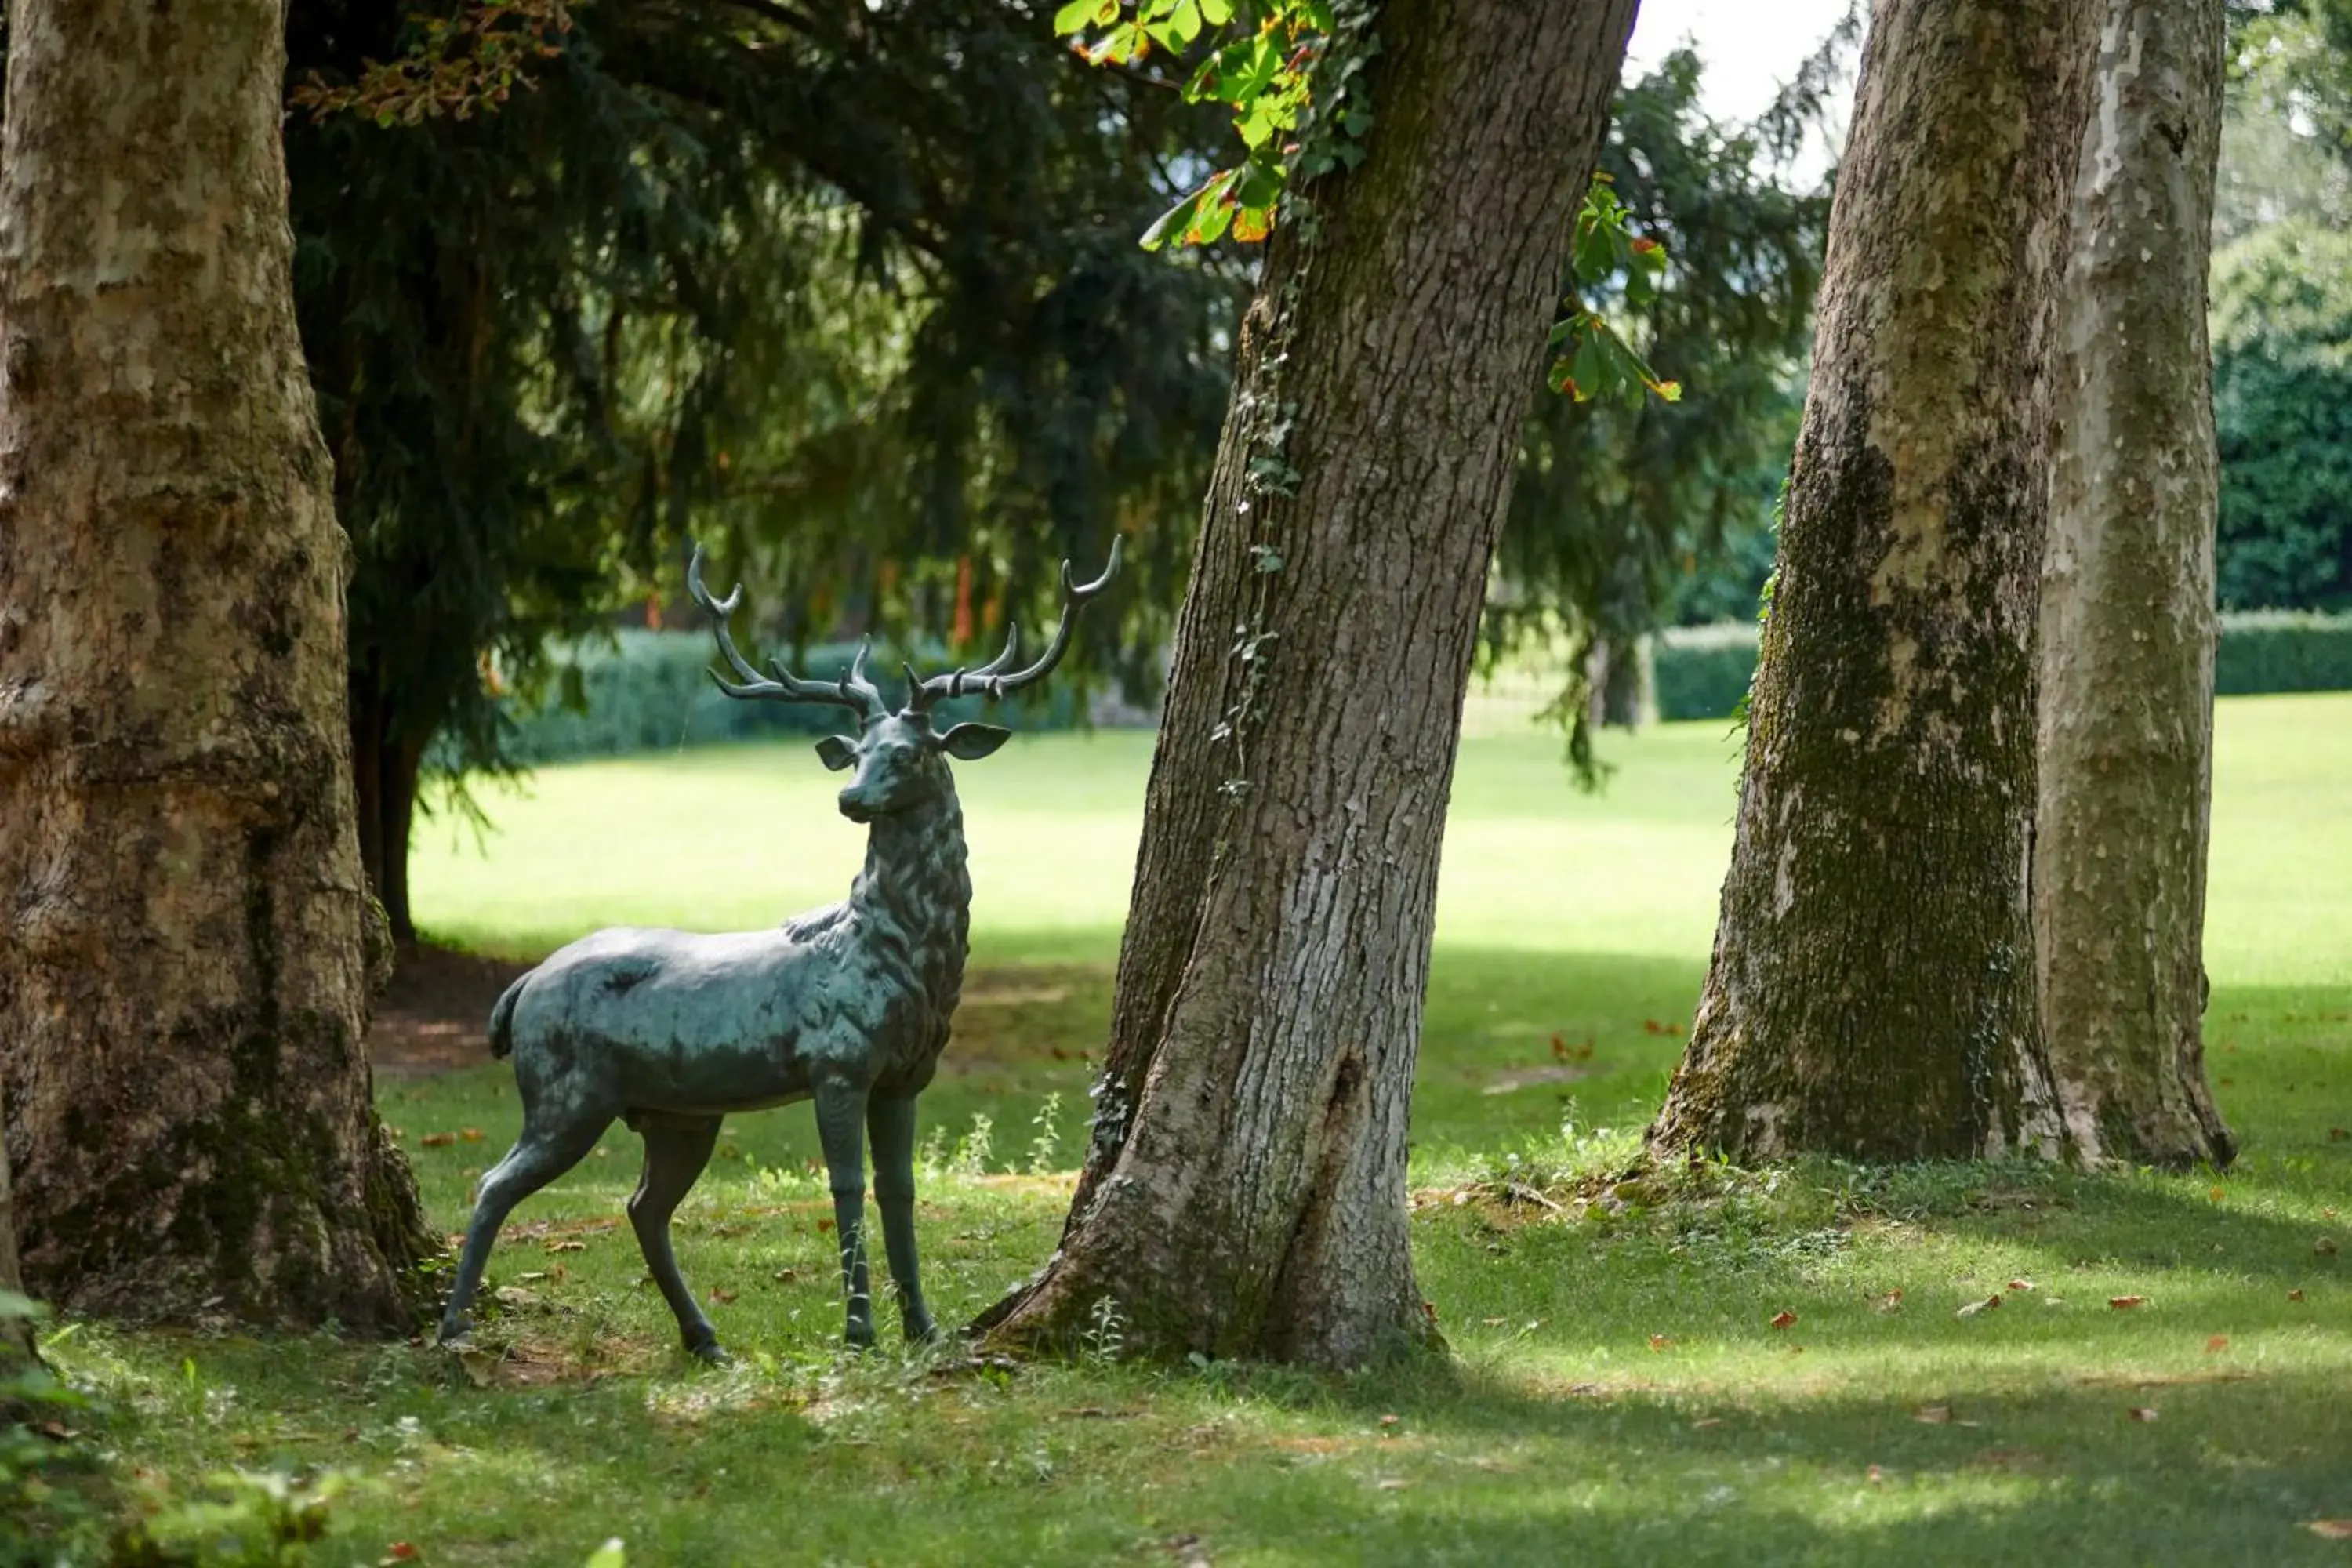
[936,723,1012,761]
[815,735,858,772]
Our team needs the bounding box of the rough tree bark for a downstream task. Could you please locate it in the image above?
[975,0,1638,1368]
[1648,0,2102,1162]
[2035,0,2234,1170]
[0,0,434,1327]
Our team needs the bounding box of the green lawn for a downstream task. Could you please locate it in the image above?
[25,694,2352,1566]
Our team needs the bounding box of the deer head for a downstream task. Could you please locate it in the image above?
[685,541,1123,822]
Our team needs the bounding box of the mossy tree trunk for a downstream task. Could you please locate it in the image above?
[1648,0,2101,1163]
[2035,0,2234,1170]
[975,0,1637,1369]
[0,0,434,1329]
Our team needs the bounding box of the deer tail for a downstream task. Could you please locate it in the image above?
[488,975,528,1060]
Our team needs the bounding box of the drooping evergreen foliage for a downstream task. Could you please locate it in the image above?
[280,0,1242,933]
[1486,39,1847,739]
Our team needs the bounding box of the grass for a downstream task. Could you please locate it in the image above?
[20,694,2352,1566]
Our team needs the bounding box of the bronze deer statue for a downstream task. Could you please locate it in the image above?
[437,539,1120,1359]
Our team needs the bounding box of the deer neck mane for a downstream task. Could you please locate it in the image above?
[848,786,971,1000]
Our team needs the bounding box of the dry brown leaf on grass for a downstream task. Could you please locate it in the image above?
[1872,1289,1905,1312]
[1914,1404,1954,1425]
[709,1287,737,1305]
[1957,1294,2002,1318]
[2005,1279,2037,1293]
[2206,1336,2230,1353]
[2128,1406,2159,1422]
[2290,1288,2307,1302]
[1648,1334,1675,1352]
[419,1131,456,1149]
[2306,1520,2352,1541]
[2109,1295,2149,1310]
[1769,1311,1798,1330]
[546,1240,586,1254]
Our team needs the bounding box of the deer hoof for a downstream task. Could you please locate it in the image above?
[687,1339,730,1367]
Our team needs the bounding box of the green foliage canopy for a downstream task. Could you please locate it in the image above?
[2212,220,2352,613]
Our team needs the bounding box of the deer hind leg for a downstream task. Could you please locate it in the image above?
[625,1112,725,1361]
[866,1093,937,1344]
[811,1079,875,1349]
[440,1115,608,1345]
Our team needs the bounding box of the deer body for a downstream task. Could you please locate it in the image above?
[492,790,972,1116]
[437,543,1115,1360]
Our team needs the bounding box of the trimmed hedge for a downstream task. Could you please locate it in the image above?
[1652,611,2352,722]
[477,628,1083,768]
[459,609,2352,768]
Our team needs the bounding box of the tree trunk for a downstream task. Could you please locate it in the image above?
[0,1076,34,1370]
[975,0,1637,1369]
[2035,0,2234,1170]
[350,677,424,943]
[1648,0,2101,1163]
[0,0,435,1328]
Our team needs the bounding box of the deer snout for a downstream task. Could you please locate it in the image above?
[837,786,875,822]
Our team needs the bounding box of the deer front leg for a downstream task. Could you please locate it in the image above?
[811,1079,876,1349]
[866,1092,938,1344]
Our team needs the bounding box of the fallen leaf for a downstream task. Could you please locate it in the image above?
[2327,1208,2339,1220]
[2306,1520,2352,1541]
[2005,1279,2037,1293]
[2330,1128,2349,1142]
[817,1219,836,1233]
[1769,1311,1798,1330]
[2128,1406,2159,1422]
[1957,1294,2002,1317]
[2209,1186,2227,1203]
[773,1269,798,1284]
[2109,1296,2149,1310]
[419,1132,456,1149]
[1691,1417,1723,1429]
[1872,1289,1905,1312]
[2318,1236,2339,1256]
[1914,1404,1954,1425]
[2206,1335,2230,1353]
[2290,1289,2306,1302]
[546,1240,586,1254]
[1375,1478,1410,1491]
[387,1547,420,1563]
[1481,1316,1508,1327]
[1378,1414,1401,1428]
[1866,1465,1886,1484]
[1648,1334,1675,1352]
[515,1271,549,1283]
[709,1287,738,1305]
[460,1127,485,1142]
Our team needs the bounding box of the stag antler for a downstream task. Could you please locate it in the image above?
[905,537,1123,713]
[687,543,887,720]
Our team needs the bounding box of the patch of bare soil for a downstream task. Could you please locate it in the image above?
[368,942,530,1078]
